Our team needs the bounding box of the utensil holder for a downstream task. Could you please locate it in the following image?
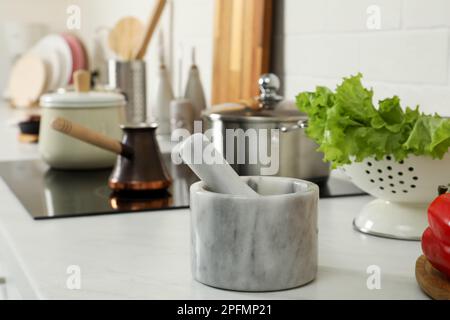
[108,60,147,124]
[190,176,319,292]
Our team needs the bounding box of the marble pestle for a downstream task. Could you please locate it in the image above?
[175,133,259,198]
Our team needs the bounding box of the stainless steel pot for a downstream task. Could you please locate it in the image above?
[203,74,330,182]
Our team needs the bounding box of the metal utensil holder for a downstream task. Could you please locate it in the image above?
[108,60,147,124]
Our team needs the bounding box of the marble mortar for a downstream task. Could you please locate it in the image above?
[190,176,319,292]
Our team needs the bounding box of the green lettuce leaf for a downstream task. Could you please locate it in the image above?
[405,115,450,158]
[296,74,450,168]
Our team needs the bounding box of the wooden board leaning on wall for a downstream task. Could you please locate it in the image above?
[212,0,274,105]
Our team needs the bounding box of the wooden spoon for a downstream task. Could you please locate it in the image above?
[133,0,167,60]
[108,16,145,60]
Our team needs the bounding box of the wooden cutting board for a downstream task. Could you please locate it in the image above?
[8,54,47,108]
[212,0,273,105]
[416,255,450,300]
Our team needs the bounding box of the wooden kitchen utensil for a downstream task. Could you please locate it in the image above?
[416,255,450,300]
[133,0,167,60]
[209,98,260,114]
[212,0,274,105]
[108,16,145,60]
[51,117,132,157]
[8,54,47,108]
[51,117,171,191]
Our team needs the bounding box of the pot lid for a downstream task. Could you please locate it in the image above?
[205,74,306,123]
[40,91,126,108]
[204,104,306,123]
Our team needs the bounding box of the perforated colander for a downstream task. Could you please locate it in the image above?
[344,154,450,240]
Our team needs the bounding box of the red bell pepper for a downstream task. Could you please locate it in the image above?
[427,192,450,246]
[422,227,450,277]
[422,186,450,277]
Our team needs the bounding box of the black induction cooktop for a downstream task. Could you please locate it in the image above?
[0,156,366,220]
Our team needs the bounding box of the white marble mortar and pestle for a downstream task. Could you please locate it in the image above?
[175,133,319,292]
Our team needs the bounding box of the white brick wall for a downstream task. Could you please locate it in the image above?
[178,0,450,116]
[281,34,360,78]
[404,0,450,29]
[278,0,403,34]
[274,0,450,116]
[324,0,402,32]
[359,30,449,84]
[2,0,450,116]
[172,0,213,102]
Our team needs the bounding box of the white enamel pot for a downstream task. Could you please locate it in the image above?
[39,90,125,169]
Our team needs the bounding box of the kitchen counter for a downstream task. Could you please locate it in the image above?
[0,105,427,300]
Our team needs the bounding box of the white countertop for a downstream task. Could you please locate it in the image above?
[0,105,427,300]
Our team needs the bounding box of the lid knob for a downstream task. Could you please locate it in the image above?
[74,70,91,93]
[259,73,280,93]
[258,73,283,109]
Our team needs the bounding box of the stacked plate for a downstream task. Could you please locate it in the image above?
[7,33,89,108]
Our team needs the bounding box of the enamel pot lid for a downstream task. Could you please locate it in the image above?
[40,91,126,108]
[40,70,125,108]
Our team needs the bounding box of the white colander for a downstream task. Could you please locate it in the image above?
[343,153,450,240]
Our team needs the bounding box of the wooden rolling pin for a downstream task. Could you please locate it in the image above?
[51,117,133,158]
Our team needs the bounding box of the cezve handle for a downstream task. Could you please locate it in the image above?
[51,117,133,158]
[175,133,259,197]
